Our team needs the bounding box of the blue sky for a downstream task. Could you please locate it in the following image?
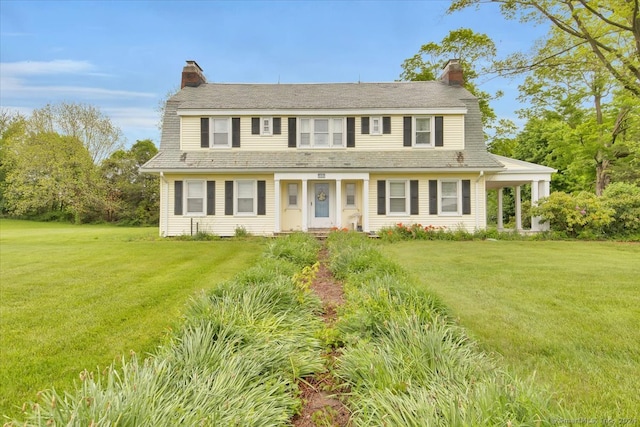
[1,0,547,148]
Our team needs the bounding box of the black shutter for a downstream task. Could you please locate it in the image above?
[232,118,241,147]
[435,116,443,147]
[257,180,266,215]
[347,117,355,147]
[200,118,209,148]
[361,117,369,134]
[429,180,438,215]
[462,180,471,214]
[206,181,215,215]
[251,117,260,135]
[288,118,296,148]
[410,180,419,215]
[403,116,412,147]
[273,117,281,135]
[377,180,386,215]
[383,116,391,134]
[174,181,183,215]
[225,181,233,215]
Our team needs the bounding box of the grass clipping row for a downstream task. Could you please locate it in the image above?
[326,232,574,426]
[13,233,325,426]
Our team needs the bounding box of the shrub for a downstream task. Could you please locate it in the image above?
[602,182,640,237]
[531,191,614,238]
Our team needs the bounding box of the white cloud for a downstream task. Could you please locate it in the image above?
[0,59,94,75]
[104,107,159,129]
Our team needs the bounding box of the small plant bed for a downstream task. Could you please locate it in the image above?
[326,232,574,426]
[292,246,351,427]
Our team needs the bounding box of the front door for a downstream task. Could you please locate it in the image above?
[310,182,333,228]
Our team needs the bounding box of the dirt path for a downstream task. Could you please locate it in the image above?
[292,246,351,427]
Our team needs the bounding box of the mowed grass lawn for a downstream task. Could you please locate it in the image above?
[0,220,265,419]
[385,240,640,418]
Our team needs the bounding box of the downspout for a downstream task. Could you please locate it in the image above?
[475,171,484,230]
[160,172,169,237]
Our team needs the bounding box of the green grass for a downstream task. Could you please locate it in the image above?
[0,219,265,419]
[385,240,640,418]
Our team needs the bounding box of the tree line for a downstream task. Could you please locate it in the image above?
[0,104,159,225]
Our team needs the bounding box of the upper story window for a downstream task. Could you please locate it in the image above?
[212,118,231,147]
[261,117,272,136]
[299,118,344,148]
[414,116,433,147]
[370,117,382,135]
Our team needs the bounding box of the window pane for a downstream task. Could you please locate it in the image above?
[315,133,329,146]
[213,133,228,146]
[416,131,431,145]
[332,132,343,146]
[213,119,228,132]
[300,119,310,133]
[442,182,457,197]
[238,181,253,198]
[288,183,298,206]
[416,118,430,132]
[442,198,458,212]
[372,118,380,133]
[238,198,253,213]
[187,199,203,213]
[315,119,329,132]
[187,182,203,198]
[346,183,355,206]
[390,198,406,212]
[300,134,310,146]
[389,182,405,197]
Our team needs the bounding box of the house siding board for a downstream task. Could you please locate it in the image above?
[165,174,275,237]
[367,173,483,232]
[181,116,201,150]
[443,115,464,150]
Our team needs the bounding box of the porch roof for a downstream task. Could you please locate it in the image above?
[141,149,505,173]
[487,154,556,189]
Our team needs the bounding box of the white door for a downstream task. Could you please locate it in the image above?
[309,182,334,228]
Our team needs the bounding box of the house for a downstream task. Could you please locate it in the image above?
[141,60,554,237]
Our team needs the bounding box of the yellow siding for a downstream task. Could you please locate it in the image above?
[164,173,275,237]
[367,173,486,232]
[180,114,466,152]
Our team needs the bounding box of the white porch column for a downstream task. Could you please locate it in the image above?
[335,179,342,228]
[515,185,522,231]
[301,179,308,232]
[497,188,504,230]
[362,179,370,232]
[541,180,551,230]
[274,179,281,233]
[531,180,540,231]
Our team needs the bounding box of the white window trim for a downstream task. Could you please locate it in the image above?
[210,117,232,148]
[370,116,382,135]
[260,117,272,136]
[298,117,345,148]
[185,180,206,216]
[235,180,257,216]
[287,182,299,208]
[413,116,434,148]
[387,180,410,216]
[345,182,356,208]
[439,179,462,216]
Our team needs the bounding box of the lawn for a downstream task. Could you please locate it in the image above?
[0,220,265,419]
[385,240,640,419]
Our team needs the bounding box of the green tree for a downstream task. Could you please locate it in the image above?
[101,139,159,225]
[29,102,124,164]
[399,28,503,129]
[3,132,102,223]
[0,111,28,214]
[449,0,640,97]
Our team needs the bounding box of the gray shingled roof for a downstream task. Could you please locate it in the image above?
[143,81,504,172]
[142,149,503,172]
[175,82,469,110]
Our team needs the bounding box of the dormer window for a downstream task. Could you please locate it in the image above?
[261,117,272,136]
[370,117,382,135]
[298,118,344,148]
[414,117,433,147]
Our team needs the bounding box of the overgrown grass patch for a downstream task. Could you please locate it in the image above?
[0,219,265,420]
[385,240,640,418]
[9,231,325,425]
[327,232,572,426]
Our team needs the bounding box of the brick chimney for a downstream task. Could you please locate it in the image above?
[440,59,464,86]
[181,60,207,89]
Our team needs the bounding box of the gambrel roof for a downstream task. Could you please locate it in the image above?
[143,80,504,172]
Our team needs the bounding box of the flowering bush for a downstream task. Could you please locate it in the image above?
[378,223,452,242]
[602,183,640,237]
[531,191,614,238]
